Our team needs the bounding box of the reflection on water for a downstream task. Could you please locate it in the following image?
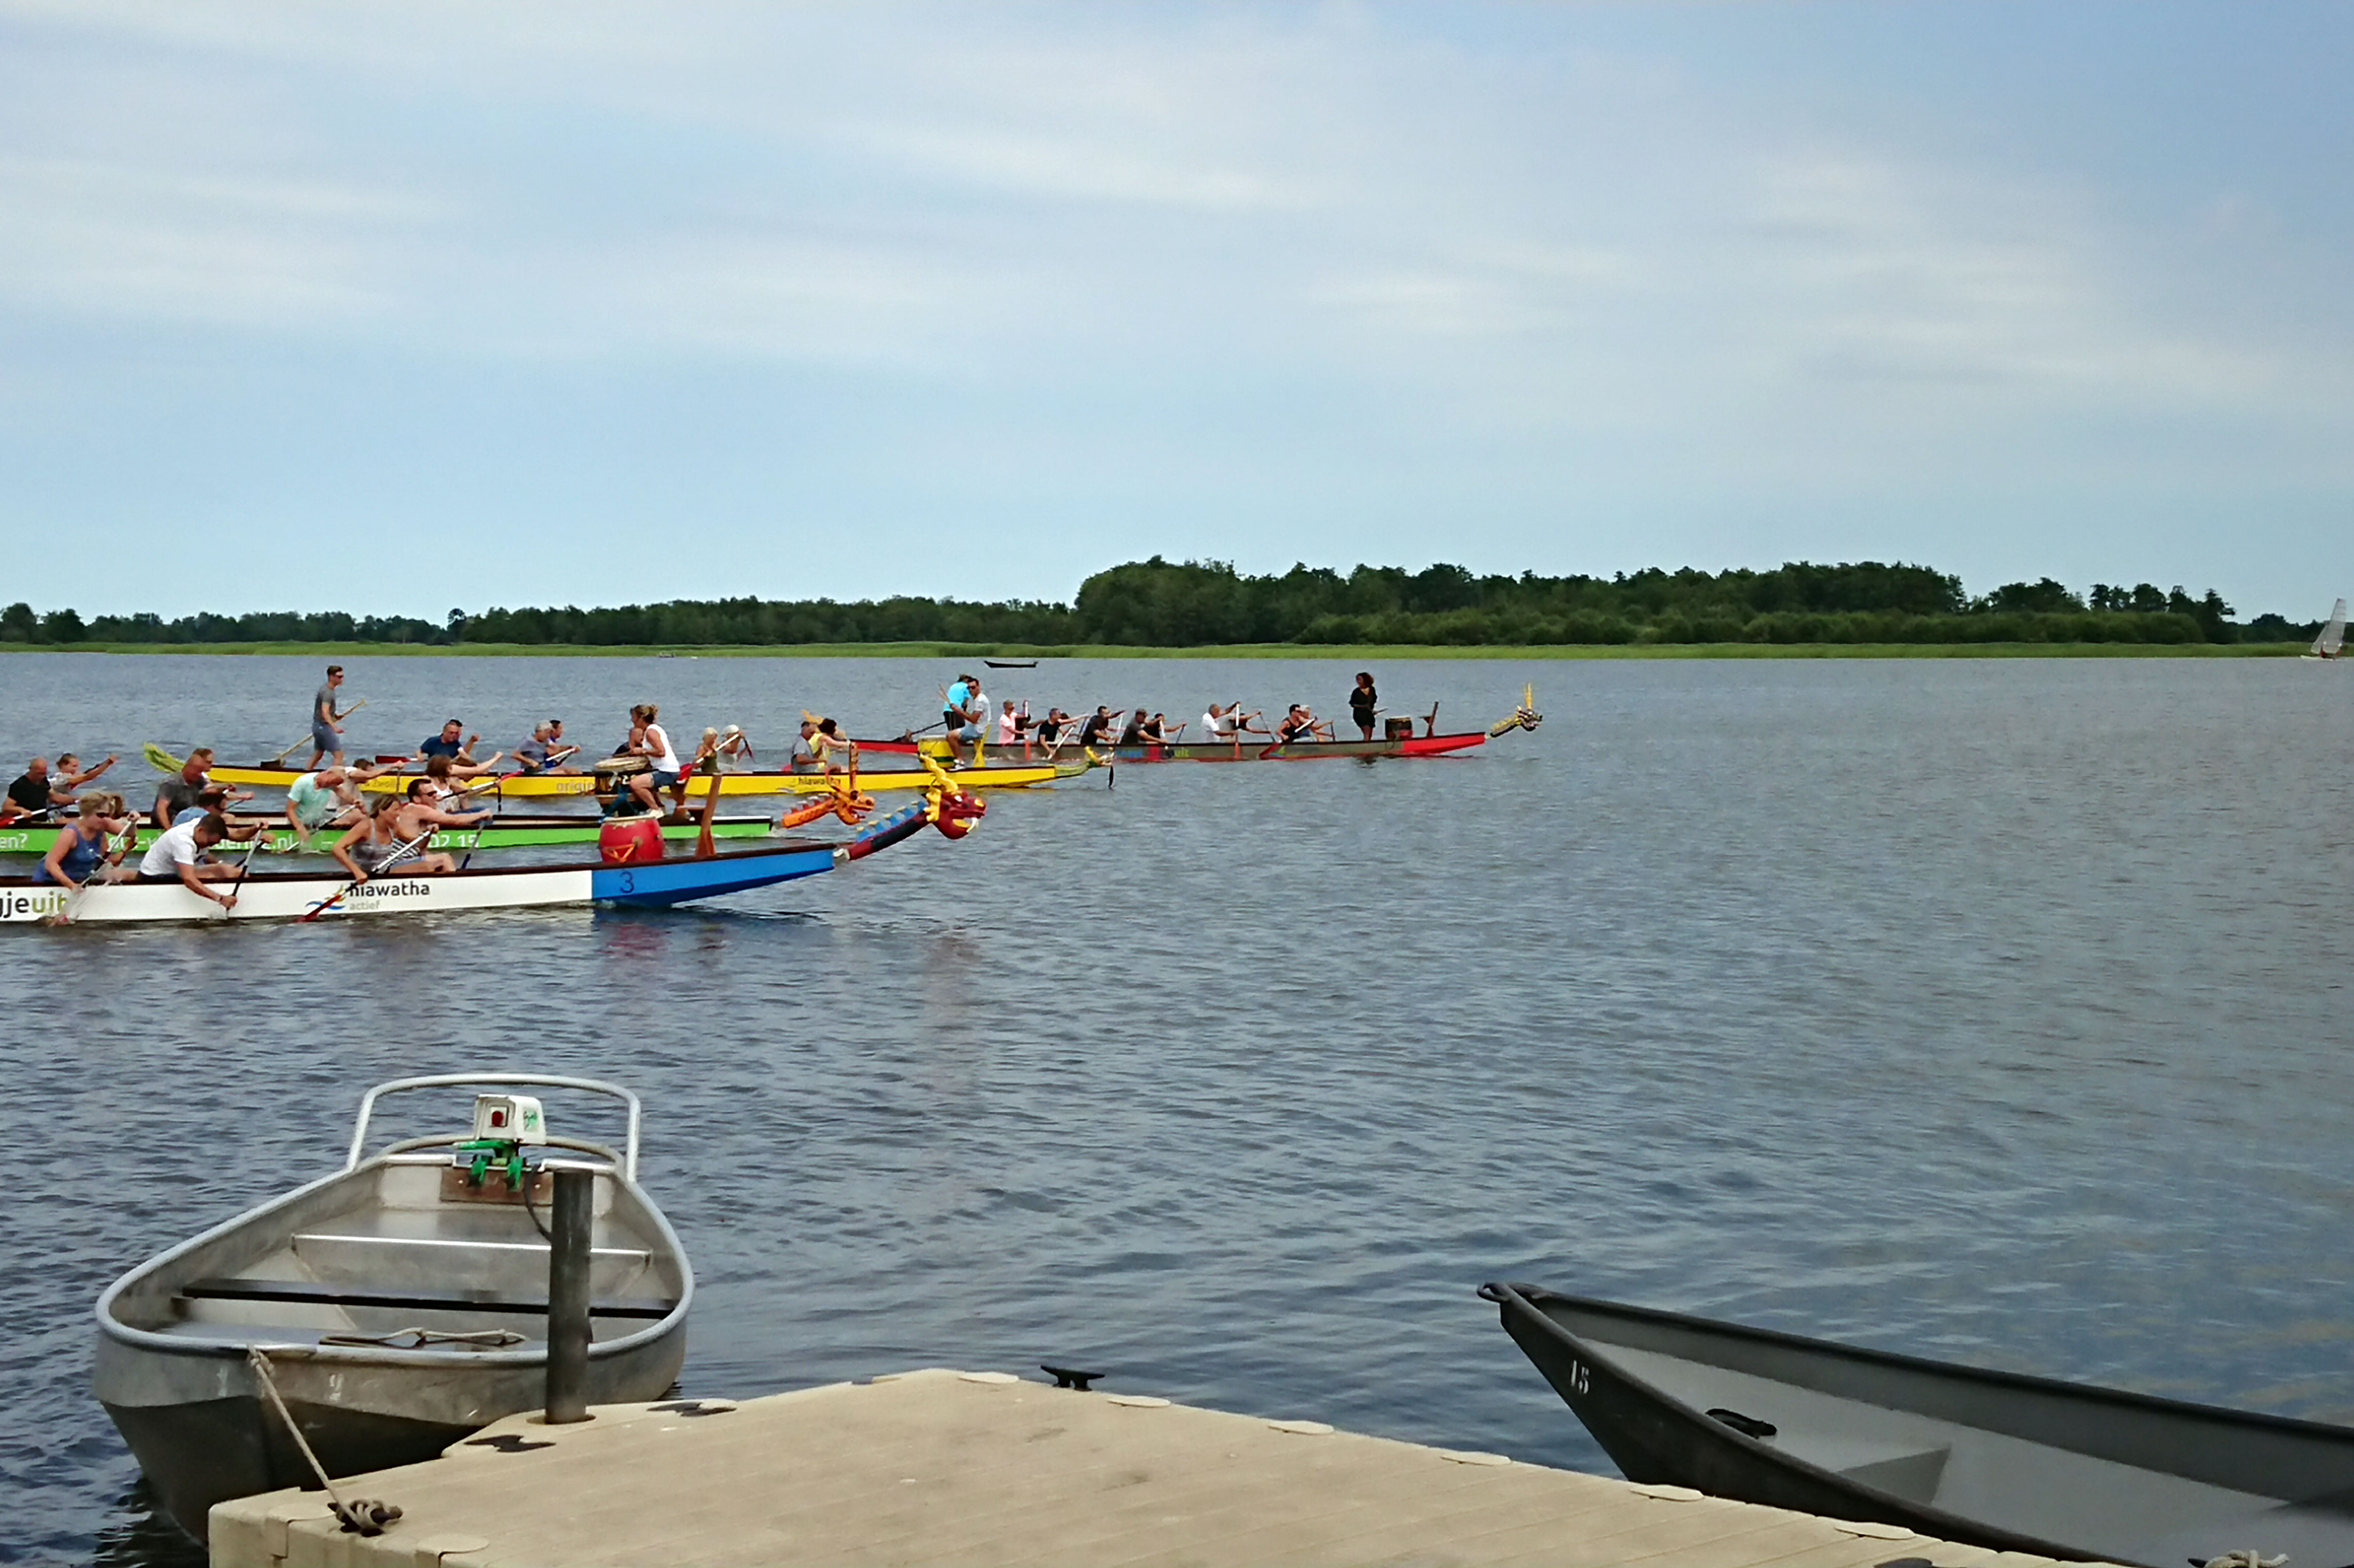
[4,653,2351,1562]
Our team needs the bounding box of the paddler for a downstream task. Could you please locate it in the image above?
[54,753,118,792]
[35,793,137,890]
[1076,705,1115,750]
[284,763,387,850]
[136,811,242,909]
[813,717,856,777]
[151,748,240,829]
[6,757,57,822]
[515,721,580,774]
[417,718,502,773]
[1277,704,1333,743]
[177,786,264,844]
[1203,701,1264,741]
[330,780,488,883]
[789,719,821,773]
[942,674,985,766]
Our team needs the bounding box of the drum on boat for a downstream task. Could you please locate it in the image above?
[598,817,664,865]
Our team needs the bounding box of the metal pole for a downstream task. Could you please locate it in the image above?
[545,1167,593,1424]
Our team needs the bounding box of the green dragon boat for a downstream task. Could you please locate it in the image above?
[0,813,777,860]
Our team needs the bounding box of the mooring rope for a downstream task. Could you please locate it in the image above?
[244,1347,404,1537]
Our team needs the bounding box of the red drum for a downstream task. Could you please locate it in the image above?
[598,816,664,865]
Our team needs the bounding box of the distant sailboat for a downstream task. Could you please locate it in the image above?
[2305,598,2347,660]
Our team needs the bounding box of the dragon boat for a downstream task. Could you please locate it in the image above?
[204,755,1090,797]
[2,791,982,926]
[0,812,777,859]
[859,689,1542,764]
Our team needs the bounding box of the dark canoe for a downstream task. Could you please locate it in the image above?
[1482,1282,2354,1567]
[855,730,1499,763]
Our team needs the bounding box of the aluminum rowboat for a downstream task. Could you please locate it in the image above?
[1483,1281,2354,1568]
[96,1075,689,1538]
[207,757,1091,797]
[2,796,954,925]
[0,813,776,858]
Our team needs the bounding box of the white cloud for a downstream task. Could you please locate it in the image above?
[0,1,2348,613]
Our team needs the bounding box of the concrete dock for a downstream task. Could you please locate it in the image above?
[209,1368,2095,1567]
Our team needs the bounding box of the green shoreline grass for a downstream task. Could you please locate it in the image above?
[0,640,2311,659]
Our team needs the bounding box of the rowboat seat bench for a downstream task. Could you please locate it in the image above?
[179,1276,677,1319]
[1795,1433,1952,1503]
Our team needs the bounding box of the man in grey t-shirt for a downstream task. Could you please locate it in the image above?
[308,665,351,768]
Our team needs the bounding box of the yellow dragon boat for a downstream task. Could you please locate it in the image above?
[206,756,1092,798]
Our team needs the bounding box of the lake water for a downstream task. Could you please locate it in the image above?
[3,652,2350,1564]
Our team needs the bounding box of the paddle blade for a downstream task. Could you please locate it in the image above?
[143,742,183,774]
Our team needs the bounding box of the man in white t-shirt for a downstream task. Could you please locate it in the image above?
[1204,702,1264,742]
[138,813,243,908]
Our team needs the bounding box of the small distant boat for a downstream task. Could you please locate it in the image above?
[1483,1282,2354,1567]
[983,658,1039,669]
[97,1075,691,1537]
[2303,598,2347,660]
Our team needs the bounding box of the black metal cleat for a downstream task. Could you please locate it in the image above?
[1041,1363,1105,1391]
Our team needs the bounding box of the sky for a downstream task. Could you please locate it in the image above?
[2,2,2349,621]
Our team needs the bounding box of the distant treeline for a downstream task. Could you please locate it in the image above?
[0,559,2318,649]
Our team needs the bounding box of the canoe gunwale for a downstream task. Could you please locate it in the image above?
[96,1154,692,1373]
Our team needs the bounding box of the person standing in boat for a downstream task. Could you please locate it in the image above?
[307,665,354,769]
[1348,672,1378,741]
